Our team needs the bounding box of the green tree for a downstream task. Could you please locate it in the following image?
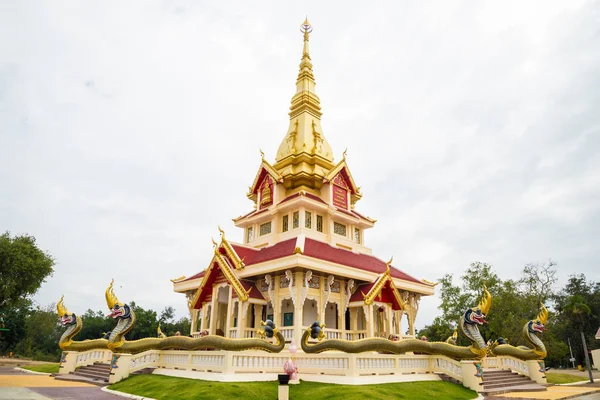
[127,302,158,340]
[78,309,113,340]
[553,275,600,367]
[0,232,55,310]
[15,303,62,361]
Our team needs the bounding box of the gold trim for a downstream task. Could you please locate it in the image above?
[214,252,249,302]
[293,246,303,254]
[170,275,186,283]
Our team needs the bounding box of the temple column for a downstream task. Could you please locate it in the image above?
[199,303,207,332]
[209,286,218,335]
[237,301,245,338]
[339,281,346,338]
[225,286,233,337]
[293,270,303,346]
[350,307,358,340]
[318,275,326,323]
[365,305,375,338]
[253,304,264,329]
[386,306,394,337]
[274,275,281,331]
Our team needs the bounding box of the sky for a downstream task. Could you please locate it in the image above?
[1,1,599,330]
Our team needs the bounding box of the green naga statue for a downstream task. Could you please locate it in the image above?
[104,280,285,354]
[301,285,493,360]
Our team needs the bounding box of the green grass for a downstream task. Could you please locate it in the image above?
[22,364,60,374]
[109,375,477,400]
[546,372,589,384]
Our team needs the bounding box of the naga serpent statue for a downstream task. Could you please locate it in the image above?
[105,280,285,354]
[57,296,109,351]
[301,285,492,360]
[488,304,548,360]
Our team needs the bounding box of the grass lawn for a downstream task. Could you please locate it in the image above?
[546,372,589,384]
[22,364,60,374]
[109,375,477,400]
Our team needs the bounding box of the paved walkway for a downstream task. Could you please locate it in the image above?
[491,385,600,400]
[0,367,120,400]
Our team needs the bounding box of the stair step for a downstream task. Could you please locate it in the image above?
[484,379,537,389]
[72,371,109,381]
[485,376,529,384]
[482,383,547,395]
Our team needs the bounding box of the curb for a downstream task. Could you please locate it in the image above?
[101,387,157,400]
[13,367,52,376]
[557,380,591,386]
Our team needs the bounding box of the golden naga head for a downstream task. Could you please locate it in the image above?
[105,279,124,310]
[477,284,492,315]
[57,295,70,316]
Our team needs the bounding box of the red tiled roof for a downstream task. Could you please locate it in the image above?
[231,239,297,265]
[305,193,326,204]
[183,270,206,282]
[278,193,300,204]
[351,210,374,222]
[278,192,326,205]
[303,238,421,284]
[234,280,266,300]
[350,283,374,301]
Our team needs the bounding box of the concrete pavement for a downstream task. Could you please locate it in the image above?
[0,367,121,400]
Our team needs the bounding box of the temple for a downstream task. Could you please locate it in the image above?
[172,19,435,347]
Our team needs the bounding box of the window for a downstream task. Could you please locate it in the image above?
[260,221,272,236]
[334,222,347,236]
[282,215,289,232]
[354,228,361,244]
[293,211,299,229]
[305,211,312,228]
[246,227,253,243]
[316,215,323,232]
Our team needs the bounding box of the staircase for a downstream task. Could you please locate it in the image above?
[481,369,547,395]
[54,362,111,386]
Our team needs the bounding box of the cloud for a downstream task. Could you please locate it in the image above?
[1,1,598,331]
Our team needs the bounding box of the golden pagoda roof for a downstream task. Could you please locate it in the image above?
[274,18,335,190]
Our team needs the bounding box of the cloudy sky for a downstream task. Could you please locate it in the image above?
[1,1,598,329]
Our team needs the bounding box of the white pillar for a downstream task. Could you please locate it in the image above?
[225,286,233,337]
[209,286,218,335]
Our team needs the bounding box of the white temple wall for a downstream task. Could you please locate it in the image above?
[324,302,338,329]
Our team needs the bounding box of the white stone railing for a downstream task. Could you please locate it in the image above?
[280,327,294,341]
[496,356,529,376]
[323,328,342,340]
[191,331,202,338]
[229,329,238,339]
[243,328,260,338]
[129,350,160,373]
[75,349,112,368]
[432,356,462,381]
[345,330,367,340]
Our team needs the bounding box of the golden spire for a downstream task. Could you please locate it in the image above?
[275,18,334,167]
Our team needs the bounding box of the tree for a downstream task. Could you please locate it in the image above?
[562,294,594,382]
[15,303,62,362]
[79,309,113,340]
[127,302,158,340]
[553,274,600,367]
[0,232,55,309]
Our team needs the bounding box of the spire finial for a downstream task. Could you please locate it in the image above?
[300,17,312,42]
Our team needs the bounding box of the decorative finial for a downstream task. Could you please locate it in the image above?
[259,149,265,160]
[211,237,218,247]
[218,225,225,239]
[385,257,393,273]
[300,17,313,39]
[342,148,348,160]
